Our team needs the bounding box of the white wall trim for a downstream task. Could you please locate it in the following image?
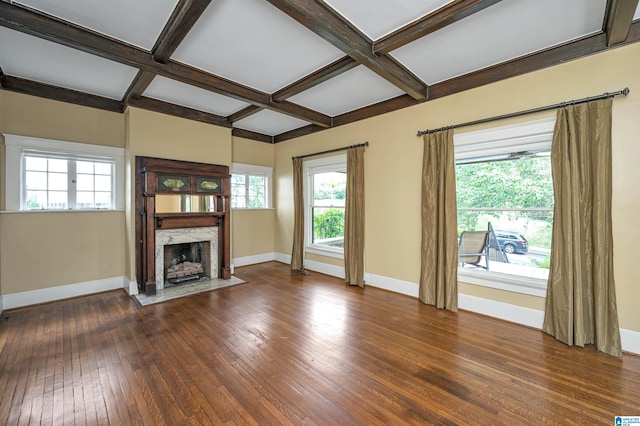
[3,134,125,211]
[0,295,4,315]
[274,252,291,264]
[274,253,640,355]
[621,329,640,355]
[2,276,127,310]
[365,272,419,298]
[233,252,276,268]
[125,278,139,296]
[458,293,545,329]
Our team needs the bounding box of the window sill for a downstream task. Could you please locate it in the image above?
[458,268,547,297]
[305,246,344,259]
[1,209,125,214]
[231,207,275,211]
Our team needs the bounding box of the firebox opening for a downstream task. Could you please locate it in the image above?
[163,242,210,286]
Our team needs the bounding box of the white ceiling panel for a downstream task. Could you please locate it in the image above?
[14,0,178,50]
[287,66,405,116]
[391,0,607,84]
[172,0,345,93]
[0,28,139,100]
[234,110,310,136]
[324,0,453,41]
[144,76,250,117]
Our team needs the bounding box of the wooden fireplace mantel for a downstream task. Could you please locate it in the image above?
[135,156,232,295]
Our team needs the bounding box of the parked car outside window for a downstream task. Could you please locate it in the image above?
[494,230,528,254]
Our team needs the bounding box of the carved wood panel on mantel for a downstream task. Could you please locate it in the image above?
[135,156,231,295]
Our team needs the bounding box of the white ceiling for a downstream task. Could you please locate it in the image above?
[234,109,311,136]
[392,0,607,84]
[144,76,250,117]
[324,0,454,41]
[288,65,405,116]
[1,0,637,139]
[14,0,178,50]
[172,0,344,93]
[0,27,139,99]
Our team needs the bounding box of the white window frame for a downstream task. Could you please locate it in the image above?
[3,134,125,211]
[231,163,273,209]
[454,118,556,297]
[303,154,347,259]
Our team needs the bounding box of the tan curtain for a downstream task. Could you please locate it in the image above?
[419,129,458,311]
[543,99,621,357]
[291,157,305,272]
[345,146,365,287]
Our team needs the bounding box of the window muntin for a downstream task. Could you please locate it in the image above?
[454,118,555,296]
[304,155,347,257]
[231,163,272,209]
[23,153,114,210]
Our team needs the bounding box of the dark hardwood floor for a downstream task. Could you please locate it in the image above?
[1,261,639,425]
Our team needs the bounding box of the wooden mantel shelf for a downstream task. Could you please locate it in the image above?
[155,212,224,230]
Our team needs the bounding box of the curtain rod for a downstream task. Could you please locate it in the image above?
[292,141,369,160]
[416,87,630,137]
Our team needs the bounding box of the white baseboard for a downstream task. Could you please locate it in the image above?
[125,278,139,296]
[274,252,345,279]
[621,328,640,355]
[233,252,276,268]
[2,276,127,310]
[274,252,291,264]
[458,293,545,329]
[0,295,4,315]
[365,272,419,298]
[274,253,640,355]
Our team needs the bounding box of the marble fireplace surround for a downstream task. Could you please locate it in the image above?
[155,227,218,290]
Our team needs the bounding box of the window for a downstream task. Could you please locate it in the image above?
[3,134,124,211]
[304,155,347,258]
[454,118,555,296]
[231,163,272,209]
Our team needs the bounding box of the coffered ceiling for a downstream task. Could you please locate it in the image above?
[1,0,639,143]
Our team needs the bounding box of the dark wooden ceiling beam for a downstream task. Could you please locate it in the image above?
[273,124,324,143]
[0,2,330,127]
[265,0,428,100]
[374,0,502,54]
[228,105,263,123]
[152,0,212,63]
[128,97,231,127]
[123,0,212,104]
[122,70,156,104]
[232,128,274,144]
[1,75,124,112]
[603,0,640,46]
[272,56,358,101]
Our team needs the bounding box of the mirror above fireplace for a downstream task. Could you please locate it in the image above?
[155,194,218,213]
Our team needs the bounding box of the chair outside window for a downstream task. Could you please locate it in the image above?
[458,231,489,270]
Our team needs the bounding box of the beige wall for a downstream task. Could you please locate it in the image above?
[124,107,233,280]
[231,137,275,260]
[274,42,640,331]
[0,91,126,294]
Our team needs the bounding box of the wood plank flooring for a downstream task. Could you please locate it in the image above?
[1,261,639,425]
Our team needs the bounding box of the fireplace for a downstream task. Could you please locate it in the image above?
[135,157,231,295]
[155,227,218,290]
[164,242,207,284]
